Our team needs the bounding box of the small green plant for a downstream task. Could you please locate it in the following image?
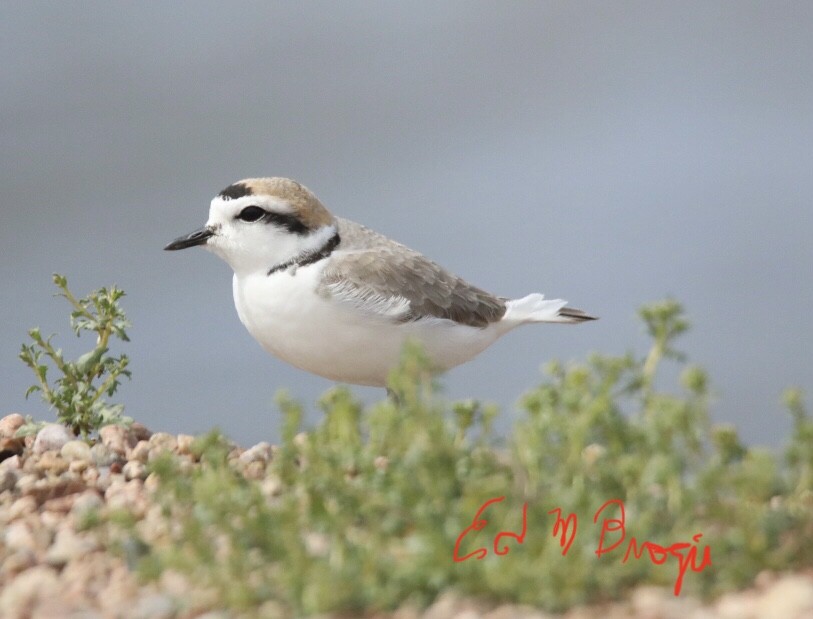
[19,273,132,437]
[104,300,812,616]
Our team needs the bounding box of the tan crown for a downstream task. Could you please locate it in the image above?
[236,177,334,230]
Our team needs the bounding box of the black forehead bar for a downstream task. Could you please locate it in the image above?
[265,212,310,235]
[218,182,253,200]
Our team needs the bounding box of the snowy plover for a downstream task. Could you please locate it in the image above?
[165,178,596,387]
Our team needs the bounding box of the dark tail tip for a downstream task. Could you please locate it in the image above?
[558,306,599,323]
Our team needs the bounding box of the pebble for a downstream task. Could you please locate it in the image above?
[71,490,104,516]
[130,422,153,442]
[147,432,177,459]
[483,606,553,619]
[33,423,73,454]
[243,460,266,480]
[15,473,39,494]
[90,442,116,467]
[129,440,150,463]
[130,593,177,619]
[99,424,135,456]
[0,566,60,617]
[61,440,92,463]
[716,590,758,619]
[0,413,26,438]
[2,548,37,575]
[0,468,18,493]
[4,521,37,552]
[176,433,195,455]
[0,437,25,461]
[36,451,68,475]
[630,586,698,619]
[1,454,22,470]
[46,528,98,567]
[239,441,273,464]
[756,574,813,619]
[122,460,147,481]
[8,495,37,519]
[69,459,89,474]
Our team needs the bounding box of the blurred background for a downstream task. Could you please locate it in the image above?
[1,2,810,446]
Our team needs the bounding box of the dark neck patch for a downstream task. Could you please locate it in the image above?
[219,182,253,200]
[268,232,341,276]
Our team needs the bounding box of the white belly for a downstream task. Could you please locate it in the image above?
[232,267,505,387]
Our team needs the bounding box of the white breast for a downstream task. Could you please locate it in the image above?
[232,263,504,387]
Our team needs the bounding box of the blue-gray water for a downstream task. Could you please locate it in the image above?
[2,2,811,446]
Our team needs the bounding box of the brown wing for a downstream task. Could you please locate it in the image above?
[318,246,506,328]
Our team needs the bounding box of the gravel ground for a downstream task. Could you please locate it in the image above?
[1,413,812,619]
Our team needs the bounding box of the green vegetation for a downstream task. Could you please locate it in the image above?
[17,278,811,614]
[19,274,131,437]
[109,300,811,616]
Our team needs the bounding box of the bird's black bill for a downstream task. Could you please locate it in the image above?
[164,227,214,251]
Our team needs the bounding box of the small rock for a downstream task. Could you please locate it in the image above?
[716,590,757,619]
[71,490,104,516]
[105,478,146,514]
[4,521,37,552]
[756,574,813,619]
[241,460,264,480]
[36,451,69,475]
[0,467,18,493]
[0,437,25,462]
[2,549,37,575]
[129,440,150,463]
[631,585,698,619]
[15,473,39,494]
[1,454,22,470]
[46,528,98,566]
[148,432,177,457]
[33,423,73,454]
[0,566,60,616]
[423,593,472,619]
[61,440,92,463]
[131,422,152,442]
[176,433,195,455]
[0,413,26,438]
[131,593,176,619]
[239,441,273,464]
[41,495,77,514]
[68,459,89,474]
[90,442,116,467]
[99,424,136,456]
[8,495,37,519]
[123,460,146,481]
[484,606,553,619]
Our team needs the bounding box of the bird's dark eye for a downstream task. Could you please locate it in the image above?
[237,206,266,222]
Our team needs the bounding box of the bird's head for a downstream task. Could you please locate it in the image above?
[165,177,336,275]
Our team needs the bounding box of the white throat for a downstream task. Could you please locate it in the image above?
[208,221,337,278]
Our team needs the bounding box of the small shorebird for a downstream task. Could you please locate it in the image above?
[165,178,596,386]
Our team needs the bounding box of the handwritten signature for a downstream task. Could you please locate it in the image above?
[453,497,711,596]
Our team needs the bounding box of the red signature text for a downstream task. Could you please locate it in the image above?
[454,497,712,596]
[593,499,712,595]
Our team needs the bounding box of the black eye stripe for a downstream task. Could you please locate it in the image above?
[235,206,310,235]
[265,212,310,235]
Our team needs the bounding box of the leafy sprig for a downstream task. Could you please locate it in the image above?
[19,273,132,437]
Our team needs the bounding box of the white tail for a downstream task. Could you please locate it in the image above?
[504,293,597,325]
